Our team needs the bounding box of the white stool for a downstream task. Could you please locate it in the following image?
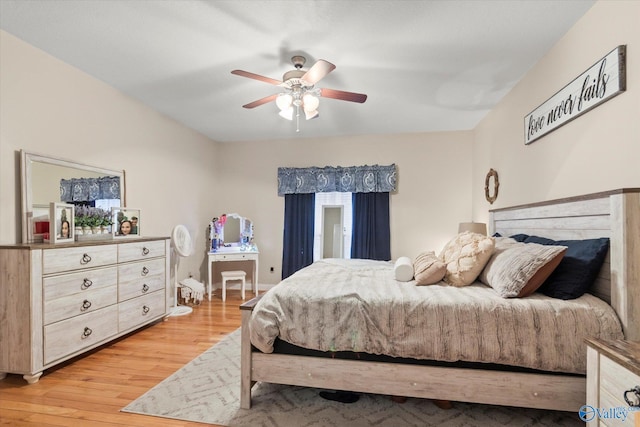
[221,270,246,302]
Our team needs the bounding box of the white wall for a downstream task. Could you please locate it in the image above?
[472,0,640,220]
[0,30,220,283]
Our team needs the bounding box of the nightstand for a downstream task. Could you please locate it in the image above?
[585,339,640,426]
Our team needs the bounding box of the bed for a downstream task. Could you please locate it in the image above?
[239,188,640,411]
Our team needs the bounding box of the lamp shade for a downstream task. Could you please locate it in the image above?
[458,222,487,235]
[276,93,293,111]
[302,92,320,111]
[304,109,318,120]
[278,107,293,120]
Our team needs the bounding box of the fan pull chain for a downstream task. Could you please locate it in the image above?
[296,104,300,132]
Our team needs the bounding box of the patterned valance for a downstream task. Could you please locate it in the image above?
[60,176,121,202]
[278,164,397,196]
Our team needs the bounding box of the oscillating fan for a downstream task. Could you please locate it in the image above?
[170,224,194,317]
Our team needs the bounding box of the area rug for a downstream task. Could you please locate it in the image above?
[122,328,583,426]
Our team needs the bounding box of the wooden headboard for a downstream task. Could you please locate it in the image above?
[489,188,640,341]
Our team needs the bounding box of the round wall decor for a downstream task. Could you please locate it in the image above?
[485,168,499,204]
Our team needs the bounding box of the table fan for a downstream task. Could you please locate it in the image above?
[170,224,194,316]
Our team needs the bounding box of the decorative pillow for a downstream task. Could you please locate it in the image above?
[521,235,610,299]
[413,251,446,285]
[479,237,567,298]
[394,256,414,282]
[439,231,495,287]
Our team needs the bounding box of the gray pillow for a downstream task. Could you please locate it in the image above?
[479,237,567,298]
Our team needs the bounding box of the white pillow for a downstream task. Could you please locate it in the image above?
[439,231,495,287]
[479,237,567,298]
[394,256,414,282]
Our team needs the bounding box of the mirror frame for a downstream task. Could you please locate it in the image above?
[484,168,499,204]
[20,150,126,243]
[221,212,253,245]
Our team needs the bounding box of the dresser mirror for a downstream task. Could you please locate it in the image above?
[221,213,253,245]
[20,150,125,243]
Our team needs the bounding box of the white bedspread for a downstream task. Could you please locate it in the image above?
[250,259,623,374]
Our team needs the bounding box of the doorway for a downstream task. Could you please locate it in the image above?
[313,192,352,261]
[322,206,343,258]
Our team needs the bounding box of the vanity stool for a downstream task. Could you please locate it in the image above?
[221,270,246,302]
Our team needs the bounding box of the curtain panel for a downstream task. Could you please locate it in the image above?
[277,164,396,196]
[351,192,391,261]
[60,176,121,202]
[282,193,316,280]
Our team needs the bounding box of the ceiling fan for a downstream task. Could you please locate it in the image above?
[231,56,367,129]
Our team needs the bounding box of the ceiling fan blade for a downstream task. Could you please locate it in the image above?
[302,59,336,85]
[242,94,278,109]
[231,69,282,86]
[320,88,367,103]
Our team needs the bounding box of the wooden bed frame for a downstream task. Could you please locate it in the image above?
[240,188,640,411]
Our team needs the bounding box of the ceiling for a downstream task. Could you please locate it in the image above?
[0,0,595,143]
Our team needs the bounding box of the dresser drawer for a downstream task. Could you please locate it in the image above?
[118,240,166,263]
[210,252,257,261]
[43,245,117,274]
[43,266,117,301]
[44,285,117,325]
[118,290,165,332]
[118,258,166,301]
[44,305,119,364]
[601,355,640,418]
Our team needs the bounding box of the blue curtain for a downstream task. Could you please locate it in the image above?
[351,192,391,261]
[282,193,316,280]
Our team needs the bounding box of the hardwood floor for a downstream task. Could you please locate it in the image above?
[0,292,247,426]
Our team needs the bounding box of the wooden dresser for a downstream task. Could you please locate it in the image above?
[586,339,640,426]
[0,237,170,384]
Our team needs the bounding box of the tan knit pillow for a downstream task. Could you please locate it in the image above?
[413,251,446,285]
[439,231,495,286]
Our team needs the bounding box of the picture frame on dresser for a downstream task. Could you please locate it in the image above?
[112,207,141,238]
[46,202,74,244]
[32,203,50,242]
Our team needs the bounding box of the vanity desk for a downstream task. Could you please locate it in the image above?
[0,237,170,384]
[207,213,258,301]
[207,245,259,301]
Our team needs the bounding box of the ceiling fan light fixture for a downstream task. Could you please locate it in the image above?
[276,93,293,111]
[304,109,319,120]
[232,55,367,131]
[302,92,320,112]
[279,107,294,120]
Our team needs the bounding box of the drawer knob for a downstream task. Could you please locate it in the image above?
[142,247,150,255]
[82,327,93,338]
[624,386,640,407]
[81,253,92,264]
[142,284,149,293]
[141,266,149,276]
[81,300,92,311]
[82,278,93,290]
[142,305,150,315]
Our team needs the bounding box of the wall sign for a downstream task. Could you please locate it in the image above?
[524,45,626,145]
